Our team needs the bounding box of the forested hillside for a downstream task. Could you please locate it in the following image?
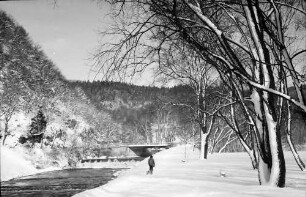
[0,10,120,167]
[69,81,197,144]
[70,80,306,150]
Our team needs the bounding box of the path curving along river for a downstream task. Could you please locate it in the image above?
[1,168,126,197]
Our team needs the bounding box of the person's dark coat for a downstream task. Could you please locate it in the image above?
[148,156,155,167]
[147,156,155,175]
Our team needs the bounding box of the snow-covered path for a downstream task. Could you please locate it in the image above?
[74,145,306,197]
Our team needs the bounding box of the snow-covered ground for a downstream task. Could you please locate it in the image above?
[1,146,37,181]
[0,146,59,181]
[74,145,306,197]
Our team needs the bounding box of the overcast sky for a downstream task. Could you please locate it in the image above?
[0,0,115,81]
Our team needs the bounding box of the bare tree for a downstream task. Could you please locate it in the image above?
[209,124,233,154]
[155,43,223,159]
[96,0,306,187]
[0,66,28,145]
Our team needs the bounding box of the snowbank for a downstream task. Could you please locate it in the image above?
[74,145,306,197]
[0,146,60,181]
[1,146,38,181]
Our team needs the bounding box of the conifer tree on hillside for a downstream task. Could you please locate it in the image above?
[30,108,47,134]
[28,108,47,145]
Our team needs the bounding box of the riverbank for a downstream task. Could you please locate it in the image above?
[1,146,142,181]
[1,168,125,197]
[1,145,130,196]
[1,146,60,181]
[74,145,306,197]
[78,157,144,169]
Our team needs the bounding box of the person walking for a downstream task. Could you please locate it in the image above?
[147,155,155,175]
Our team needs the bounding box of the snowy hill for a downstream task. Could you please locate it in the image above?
[74,146,306,197]
[0,10,120,172]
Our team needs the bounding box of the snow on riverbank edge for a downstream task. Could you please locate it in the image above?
[1,146,138,182]
[74,145,306,197]
[0,146,59,181]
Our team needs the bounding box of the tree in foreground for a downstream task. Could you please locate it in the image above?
[95,0,306,187]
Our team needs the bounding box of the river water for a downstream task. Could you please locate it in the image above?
[1,168,126,197]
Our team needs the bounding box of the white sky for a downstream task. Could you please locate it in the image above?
[0,0,114,81]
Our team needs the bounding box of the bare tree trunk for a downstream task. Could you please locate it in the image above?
[200,131,208,160]
[2,118,9,145]
[198,82,210,160]
[229,90,258,169]
[286,102,305,171]
[0,127,4,145]
[271,1,306,106]
[51,129,58,148]
[243,2,286,186]
[217,135,236,154]
[203,135,209,159]
[251,89,286,187]
[200,114,215,160]
[210,127,229,154]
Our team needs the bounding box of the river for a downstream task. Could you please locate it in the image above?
[1,168,126,197]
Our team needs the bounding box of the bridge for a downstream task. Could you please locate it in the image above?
[81,144,171,163]
[126,144,171,157]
